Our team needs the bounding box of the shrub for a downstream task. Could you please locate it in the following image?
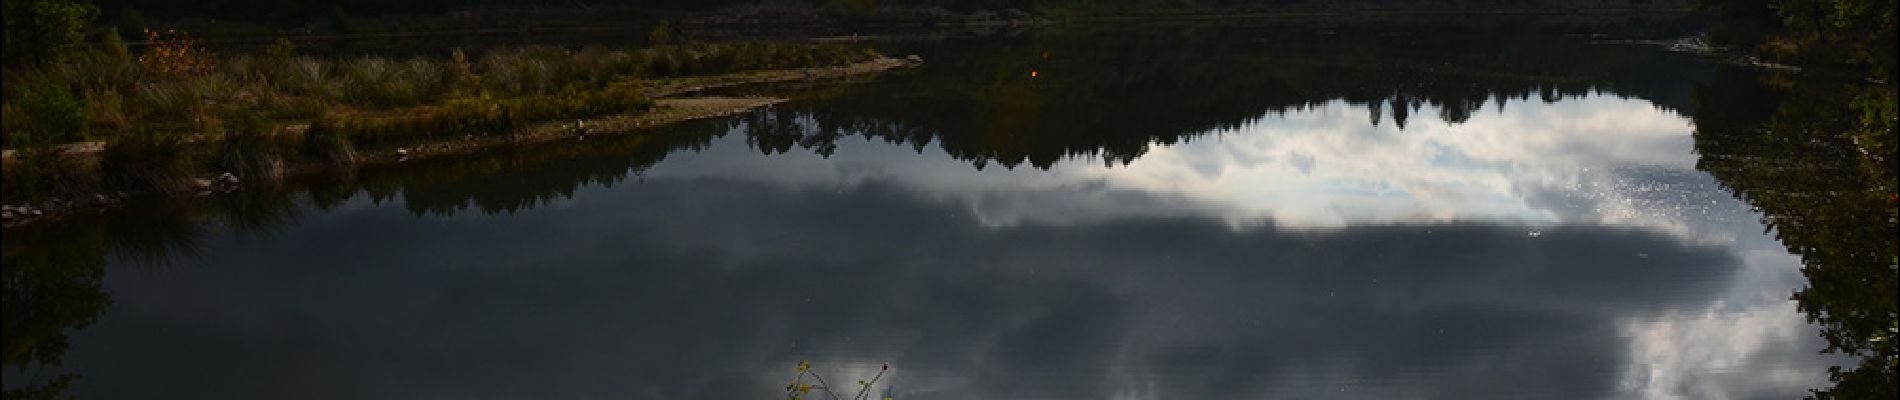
[221,54,263,80]
[478,47,568,96]
[336,58,394,105]
[439,96,519,137]
[130,75,232,133]
[572,46,644,85]
[644,47,684,77]
[589,83,653,114]
[398,58,452,104]
[0,146,98,202]
[54,46,142,93]
[336,57,451,108]
[448,48,478,93]
[275,56,334,98]
[83,88,132,137]
[308,96,515,152]
[138,28,215,76]
[100,30,132,64]
[266,38,297,65]
[649,21,673,46]
[4,70,88,147]
[1,0,95,67]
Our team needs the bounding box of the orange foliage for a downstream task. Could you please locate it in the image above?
[139,28,216,75]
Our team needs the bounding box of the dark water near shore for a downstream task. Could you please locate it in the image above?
[6,26,1894,399]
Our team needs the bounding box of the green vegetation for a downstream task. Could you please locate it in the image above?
[1704,0,1896,167]
[2,70,86,147]
[1,3,878,203]
[1,0,95,67]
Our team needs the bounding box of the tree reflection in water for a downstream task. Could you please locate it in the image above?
[1690,66,1897,399]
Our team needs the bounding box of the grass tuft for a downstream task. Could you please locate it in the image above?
[214,101,287,185]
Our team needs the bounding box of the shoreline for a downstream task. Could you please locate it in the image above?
[287,96,790,177]
[0,56,920,228]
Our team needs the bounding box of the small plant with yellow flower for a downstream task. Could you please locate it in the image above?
[784,360,892,400]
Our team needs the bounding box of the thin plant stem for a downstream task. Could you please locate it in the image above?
[852,363,890,400]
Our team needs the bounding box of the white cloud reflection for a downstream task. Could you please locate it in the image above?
[631,93,1835,399]
[1071,96,1697,228]
[655,94,1704,232]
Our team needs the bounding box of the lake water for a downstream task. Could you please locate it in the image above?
[5,27,1891,399]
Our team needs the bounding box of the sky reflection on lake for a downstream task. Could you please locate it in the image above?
[649,92,1839,399]
[5,37,1862,400]
[18,96,1839,400]
[654,94,1722,233]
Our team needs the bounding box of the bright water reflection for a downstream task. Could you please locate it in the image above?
[683,95,1706,230]
[1087,97,1699,228]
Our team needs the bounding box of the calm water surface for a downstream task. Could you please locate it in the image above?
[5,27,1889,399]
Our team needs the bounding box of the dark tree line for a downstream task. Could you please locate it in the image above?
[725,26,1706,170]
[82,0,1690,20]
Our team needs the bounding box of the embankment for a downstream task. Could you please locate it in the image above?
[0,56,920,227]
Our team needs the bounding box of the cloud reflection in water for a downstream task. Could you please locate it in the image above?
[49,94,1840,400]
